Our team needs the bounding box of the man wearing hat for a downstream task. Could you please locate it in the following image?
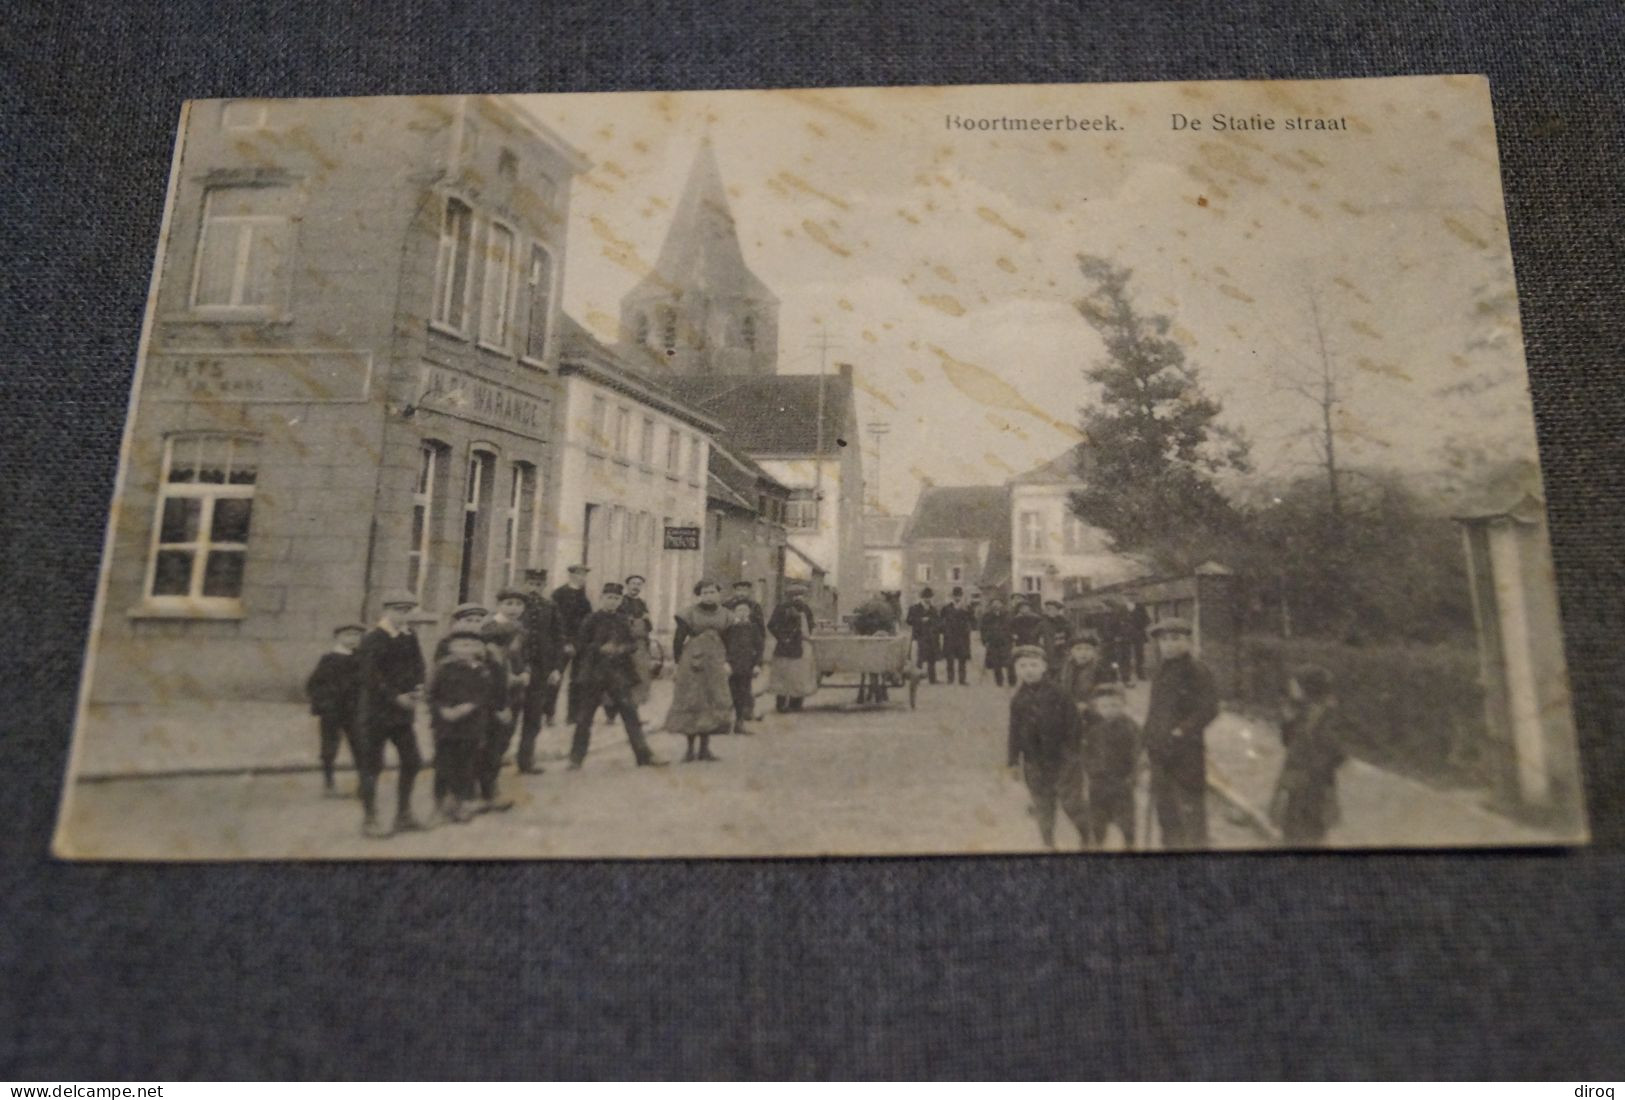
[904,587,942,684]
[518,567,565,774]
[303,622,367,796]
[1007,595,1052,682]
[552,564,594,724]
[1142,617,1218,848]
[939,587,975,686]
[1042,599,1074,674]
[355,590,429,838]
[568,581,665,769]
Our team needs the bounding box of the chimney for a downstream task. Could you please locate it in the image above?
[836,362,853,383]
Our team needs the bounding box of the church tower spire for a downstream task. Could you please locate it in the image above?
[620,140,779,376]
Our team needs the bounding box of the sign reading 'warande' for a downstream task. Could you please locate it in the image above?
[54,77,1588,860]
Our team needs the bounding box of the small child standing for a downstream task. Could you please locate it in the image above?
[723,599,765,734]
[304,623,366,795]
[1006,644,1092,850]
[429,629,493,824]
[1080,682,1142,849]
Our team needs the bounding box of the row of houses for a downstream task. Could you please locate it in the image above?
[92,95,864,704]
[863,446,1145,609]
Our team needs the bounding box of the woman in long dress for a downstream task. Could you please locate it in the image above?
[768,583,819,712]
[665,579,735,762]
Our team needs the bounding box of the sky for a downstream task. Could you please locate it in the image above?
[519,76,1537,516]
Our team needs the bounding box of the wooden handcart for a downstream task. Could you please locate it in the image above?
[808,633,919,710]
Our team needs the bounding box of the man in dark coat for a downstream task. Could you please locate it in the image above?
[1142,617,1219,848]
[978,597,1013,687]
[568,582,666,770]
[355,590,428,838]
[1042,599,1074,674]
[1006,644,1092,849]
[939,587,975,685]
[552,564,594,724]
[1007,596,1052,682]
[304,622,365,795]
[905,587,942,684]
[1127,599,1151,683]
[517,568,564,774]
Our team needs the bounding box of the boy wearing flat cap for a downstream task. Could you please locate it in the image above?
[304,622,366,796]
[1143,617,1218,849]
[1080,682,1142,849]
[1006,644,1092,850]
[429,628,493,824]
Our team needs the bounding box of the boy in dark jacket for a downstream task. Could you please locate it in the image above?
[723,599,766,734]
[304,623,365,795]
[429,629,493,825]
[356,591,428,838]
[1080,682,1141,848]
[1006,644,1092,850]
[1143,617,1219,848]
[1058,631,1116,704]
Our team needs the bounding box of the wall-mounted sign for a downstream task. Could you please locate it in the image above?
[148,349,373,403]
[417,366,549,439]
[663,525,701,550]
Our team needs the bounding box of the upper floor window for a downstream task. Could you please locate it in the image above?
[640,417,656,465]
[221,100,271,130]
[147,434,259,608]
[192,185,294,315]
[1019,510,1045,554]
[589,395,608,451]
[525,244,553,362]
[535,174,558,210]
[479,222,515,348]
[432,197,474,332]
[614,406,632,458]
[949,564,964,583]
[633,312,650,347]
[687,434,703,481]
[1061,512,1091,555]
[665,427,681,475]
[741,313,757,351]
[786,490,819,530]
[915,563,933,583]
[1020,574,1043,594]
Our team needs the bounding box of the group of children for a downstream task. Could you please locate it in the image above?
[1005,638,1144,850]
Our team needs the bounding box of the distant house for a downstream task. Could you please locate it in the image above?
[704,440,791,612]
[902,485,1012,601]
[863,513,909,598]
[1007,446,1143,605]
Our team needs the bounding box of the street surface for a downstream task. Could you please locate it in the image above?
[58,653,1559,859]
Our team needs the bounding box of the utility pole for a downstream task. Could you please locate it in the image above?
[866,420,890,513]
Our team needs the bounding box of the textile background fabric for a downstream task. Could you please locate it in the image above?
[2,0,1622,1079]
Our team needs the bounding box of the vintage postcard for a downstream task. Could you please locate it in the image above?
[53,75,1587,859]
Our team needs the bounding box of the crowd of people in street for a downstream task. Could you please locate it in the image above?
[304,570,1346,848]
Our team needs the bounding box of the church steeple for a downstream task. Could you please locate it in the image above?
[620,140,779,376]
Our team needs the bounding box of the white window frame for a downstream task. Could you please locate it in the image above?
[458,448,496,604]
[1062,512,1090,555]
[1019,510,1045,554]
[915,563,933,584]
[407,443,440,602]
[479,219,517,350]
[589,395,609,453]
[500,461,532,587]
[949,564,964,583]
[1021,574,1044,594]
[614,406,632,460]
[666,426,682,479]
[687,433,703,484]
[639,416,656,467]
[143,434,259,614]
[190,186,293,316]
[521,242,555,366]
[431,196,475,335]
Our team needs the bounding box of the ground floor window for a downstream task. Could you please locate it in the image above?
[1020,574,1043,594]
[458,449,496,603]
[147,434,259,608]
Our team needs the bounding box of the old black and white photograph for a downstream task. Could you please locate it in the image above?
[52,75,1587,858]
